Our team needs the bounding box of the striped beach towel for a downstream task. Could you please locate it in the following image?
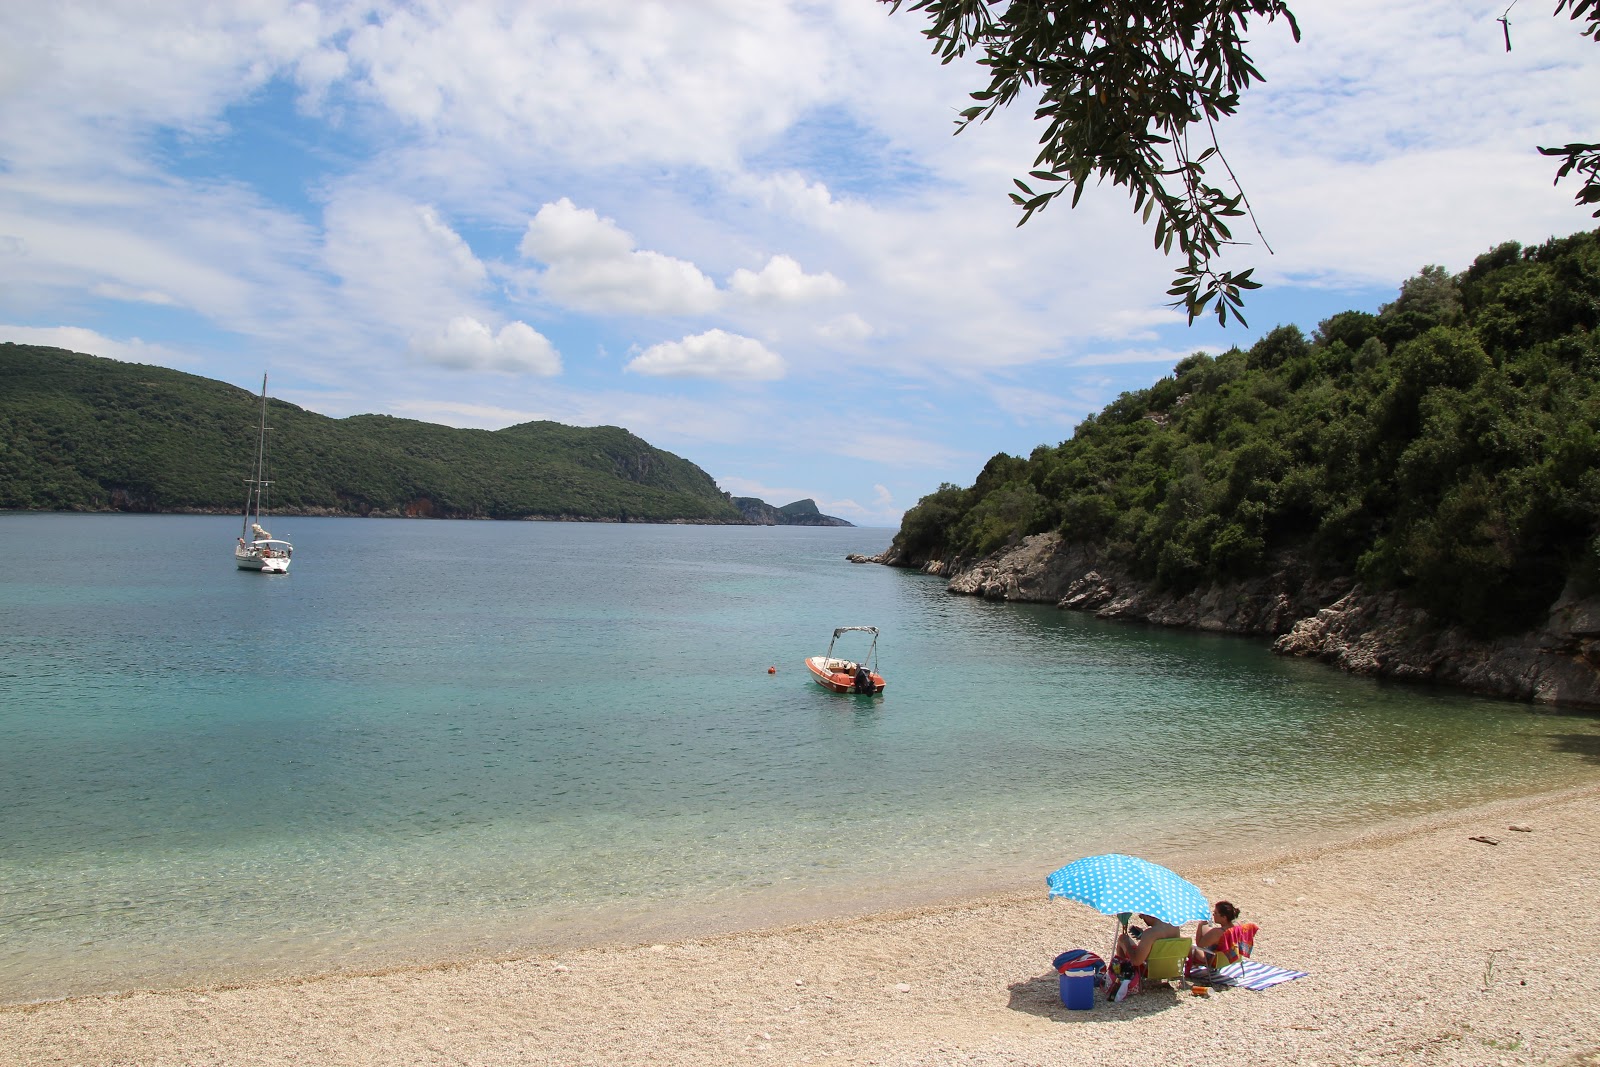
[1211,958,1308,990]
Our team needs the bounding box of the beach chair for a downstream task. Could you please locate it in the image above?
[1141,936,1194,984]
[1187,921,1262,983]
[1202,921,1258,969]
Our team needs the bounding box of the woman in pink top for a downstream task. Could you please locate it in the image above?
[1192,900,1256,967]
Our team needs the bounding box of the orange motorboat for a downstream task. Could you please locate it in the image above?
[804,626,885,694]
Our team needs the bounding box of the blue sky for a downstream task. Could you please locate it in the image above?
[2,2,1595,527]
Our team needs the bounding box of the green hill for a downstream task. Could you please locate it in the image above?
[0,345,744,523]
[887,228,1600,636]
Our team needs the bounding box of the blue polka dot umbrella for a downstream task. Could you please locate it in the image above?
[1046,853,1211,925]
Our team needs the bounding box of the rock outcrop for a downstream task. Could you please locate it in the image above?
[1274,583,1600,707]
[733,497,854,527]
[872,532,1600,709]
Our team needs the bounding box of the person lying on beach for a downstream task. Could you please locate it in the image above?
[1114,912,1180,967]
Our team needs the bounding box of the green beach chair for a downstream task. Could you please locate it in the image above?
[1142,936,1194,984]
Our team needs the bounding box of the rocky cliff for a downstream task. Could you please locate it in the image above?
[861,532,1600,709]
[733,497,854,527]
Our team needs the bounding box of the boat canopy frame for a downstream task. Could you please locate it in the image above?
[824,626,879,671]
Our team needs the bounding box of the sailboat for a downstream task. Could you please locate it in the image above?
[233,373,292,574]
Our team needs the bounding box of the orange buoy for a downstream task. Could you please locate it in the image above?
[767,666,776,674]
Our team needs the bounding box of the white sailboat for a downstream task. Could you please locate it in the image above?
[234,373,292,574]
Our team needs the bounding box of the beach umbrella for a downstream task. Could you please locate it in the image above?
[1045,853,1211,925]
[1048,854,1211,992]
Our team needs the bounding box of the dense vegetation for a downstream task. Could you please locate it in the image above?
[0,346,744,523]
[890,228,1600,635]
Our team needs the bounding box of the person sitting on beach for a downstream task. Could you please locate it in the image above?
[1114,912,1180,968]
[1190,900,1254,968]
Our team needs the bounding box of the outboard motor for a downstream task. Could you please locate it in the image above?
[853,665,874,693]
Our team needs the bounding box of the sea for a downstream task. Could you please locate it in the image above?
[2,513,1596,1004]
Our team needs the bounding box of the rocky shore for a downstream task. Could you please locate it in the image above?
[854,532,1600,709]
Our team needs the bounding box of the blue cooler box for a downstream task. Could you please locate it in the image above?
[1059,969,1096,1010]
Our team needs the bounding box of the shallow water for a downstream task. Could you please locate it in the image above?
[1,513,1595,1002]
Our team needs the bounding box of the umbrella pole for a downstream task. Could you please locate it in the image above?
[1108,916,1124,996]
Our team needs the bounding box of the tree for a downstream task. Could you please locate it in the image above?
[1540,1,1600,220]
[889,0,1600,325]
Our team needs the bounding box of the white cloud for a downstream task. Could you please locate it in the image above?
[518,197,634,261]
[625,329,785,380]
[408,316,562,375]
[985,384,1082,426]
[728,254,844,303]
[90,282,179,306]
[519,198,719,315]
[0,324,190,366]
[816,313,874,344]
[829,430,970,469]
[2,0,1596,533]
[1073,347,1217,369]
[323,195,490,333]
[387,399,543,428]
[339,3,840,170]
[549,387,768,445]
[715,477,812,504]
[0,174,292,327]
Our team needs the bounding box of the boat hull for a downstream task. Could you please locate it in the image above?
[235,546,291,573]
[804,656,884,694]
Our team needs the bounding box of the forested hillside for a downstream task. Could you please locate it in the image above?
[889,229,1600,635]
[0,346,744,523]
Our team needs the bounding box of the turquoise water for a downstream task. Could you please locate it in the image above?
[2,513,1596,1002]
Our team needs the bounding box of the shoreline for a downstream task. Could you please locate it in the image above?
[0,507,863,528]
[5,781,1597,1066]
[7,768,1591,1012]
[870,532,1600,712]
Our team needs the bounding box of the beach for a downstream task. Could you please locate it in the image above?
[4,783,1597,1067]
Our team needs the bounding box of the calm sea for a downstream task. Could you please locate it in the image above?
[1,513,1595,1003]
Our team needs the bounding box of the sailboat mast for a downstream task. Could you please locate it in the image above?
[256,373,270,525]
[242,374,270,539]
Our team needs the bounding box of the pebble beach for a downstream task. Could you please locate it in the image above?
[4,783,1598,1066]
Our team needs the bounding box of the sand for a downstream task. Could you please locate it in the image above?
[4,783,1599,1067]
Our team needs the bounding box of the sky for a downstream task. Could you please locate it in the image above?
[2,2,1595,528]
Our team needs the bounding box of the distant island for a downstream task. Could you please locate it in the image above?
[0,344,849,527]
[868,228,1600,708]
[731,496,852,527]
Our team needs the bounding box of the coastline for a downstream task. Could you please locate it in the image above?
[863,532,1600,711]
[5,782,1597,1066]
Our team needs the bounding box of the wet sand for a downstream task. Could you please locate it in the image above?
[4,783,1598,1066]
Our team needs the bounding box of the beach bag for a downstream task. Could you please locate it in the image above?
[1105,955,1141,1001]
